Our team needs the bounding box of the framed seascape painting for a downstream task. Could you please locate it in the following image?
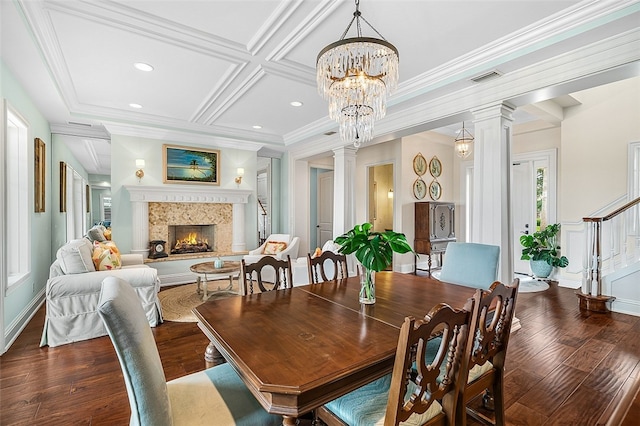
[163,144,220,185]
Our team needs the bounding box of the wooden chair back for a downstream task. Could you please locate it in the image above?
[307,251,348,283]
[385,299,478,426]
[458,279,520,426]
[241,255,293,295]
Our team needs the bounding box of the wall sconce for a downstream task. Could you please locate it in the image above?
[235,167,245,186]
[135,159,145,182]
[387,188,394,199]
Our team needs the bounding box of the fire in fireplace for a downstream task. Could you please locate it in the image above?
[168,224,215,254]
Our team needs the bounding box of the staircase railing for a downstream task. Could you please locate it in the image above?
[257,199,268,245]
[578,196,640,312]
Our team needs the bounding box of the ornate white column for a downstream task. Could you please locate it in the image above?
[332,146,358,237]
[232,203,246,252]
[131,200,149,257]
[471,103,515,285]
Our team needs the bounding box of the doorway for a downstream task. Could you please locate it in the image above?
[368,164,394,232]
[512,149,558,275]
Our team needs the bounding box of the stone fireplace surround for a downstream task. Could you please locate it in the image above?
[124,185,252,258]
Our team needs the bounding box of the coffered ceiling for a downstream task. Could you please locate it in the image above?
[2,1,639,175]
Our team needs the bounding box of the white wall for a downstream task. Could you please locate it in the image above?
[560,77,640,221]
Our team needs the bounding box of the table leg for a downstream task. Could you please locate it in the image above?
[204,342,226,369]
[202,273,208,301]
[282,415,298,426]
[195,276,202,295]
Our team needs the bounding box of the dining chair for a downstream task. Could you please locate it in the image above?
[97,276,281,426]
[241,255,293,295]
[316,298,478,426]
[307,250,348,283]
[456,279,520,426]
[438,242,500,289]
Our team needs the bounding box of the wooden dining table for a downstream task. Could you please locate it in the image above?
[193,272,477,426]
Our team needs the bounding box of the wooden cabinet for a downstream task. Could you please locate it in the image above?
[414,202,456,275]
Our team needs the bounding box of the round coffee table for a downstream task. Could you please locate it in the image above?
[190,260,240,301]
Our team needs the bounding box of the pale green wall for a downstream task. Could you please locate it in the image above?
[50,133,89,254]
[1,61,51,342]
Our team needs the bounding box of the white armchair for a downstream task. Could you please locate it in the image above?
[246,234,300,260]
[243,234,299,288]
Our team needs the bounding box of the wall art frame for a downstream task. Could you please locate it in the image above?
[34,137,45,212]
[59,161,66,212]
[163,144,220,185]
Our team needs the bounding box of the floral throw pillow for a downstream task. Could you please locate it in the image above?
[263,241,287,255]
[92,240,122,271]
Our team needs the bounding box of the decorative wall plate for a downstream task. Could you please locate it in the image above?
[429,156,442,178]
[413,178,427,200]
[413,153,427,176]
[429,180,442,200]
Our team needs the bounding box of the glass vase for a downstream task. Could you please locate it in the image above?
[359,266,376,305]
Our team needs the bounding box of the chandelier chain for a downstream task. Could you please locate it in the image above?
[338,0,387,41]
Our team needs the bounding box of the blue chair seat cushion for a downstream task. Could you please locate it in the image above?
[167,362,281,426]
[324,373,443,426]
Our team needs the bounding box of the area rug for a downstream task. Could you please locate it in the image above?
[517,275,550,293]
[159,282,239,322]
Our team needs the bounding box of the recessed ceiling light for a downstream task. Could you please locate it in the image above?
[252,125,262,129]
[129,103,143,109]
[290,101,303,107]
[134,62,154,72]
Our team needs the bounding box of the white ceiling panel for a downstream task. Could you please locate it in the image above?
[2,0,638,174]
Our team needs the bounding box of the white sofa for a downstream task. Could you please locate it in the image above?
[291,240,343,286]
[40,237,162,347]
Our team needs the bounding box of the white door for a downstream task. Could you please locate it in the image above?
[317,171,334,246]
[512,161,535,274]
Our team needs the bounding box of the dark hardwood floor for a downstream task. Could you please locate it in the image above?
[1,282,639,425]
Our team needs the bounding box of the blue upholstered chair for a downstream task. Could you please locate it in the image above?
[97,276,281,426]
[438,242,500,289]
[315,300,477,426]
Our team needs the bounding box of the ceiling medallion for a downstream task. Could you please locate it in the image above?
[316,0,399,148]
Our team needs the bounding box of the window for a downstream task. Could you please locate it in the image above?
[5,104,31,289]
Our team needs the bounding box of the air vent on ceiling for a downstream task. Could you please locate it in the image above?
[470,70,502,83]
[324,131,337,136]
[67,121,92,127]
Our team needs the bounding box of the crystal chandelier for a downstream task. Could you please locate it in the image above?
[454,121,474,158]
[316,0,399,148]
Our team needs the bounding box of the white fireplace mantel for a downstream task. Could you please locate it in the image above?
[124,185,252,204]
[124,185,252,256]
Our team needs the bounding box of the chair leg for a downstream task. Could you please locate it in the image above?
[492,379,506,426]
[482,388,495,411]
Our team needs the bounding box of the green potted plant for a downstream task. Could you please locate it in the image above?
[519,223,568,278]
[335,223,414,304]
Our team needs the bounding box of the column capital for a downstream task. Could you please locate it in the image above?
[472,102,516,122]
[332,146,359,158]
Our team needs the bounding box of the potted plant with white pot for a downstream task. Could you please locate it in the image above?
[520,223,568,278]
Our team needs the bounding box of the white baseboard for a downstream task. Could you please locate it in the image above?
[611,298,640,317]
[558,278,581,289]
[4,289,45,354]
[158,272,198,287]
